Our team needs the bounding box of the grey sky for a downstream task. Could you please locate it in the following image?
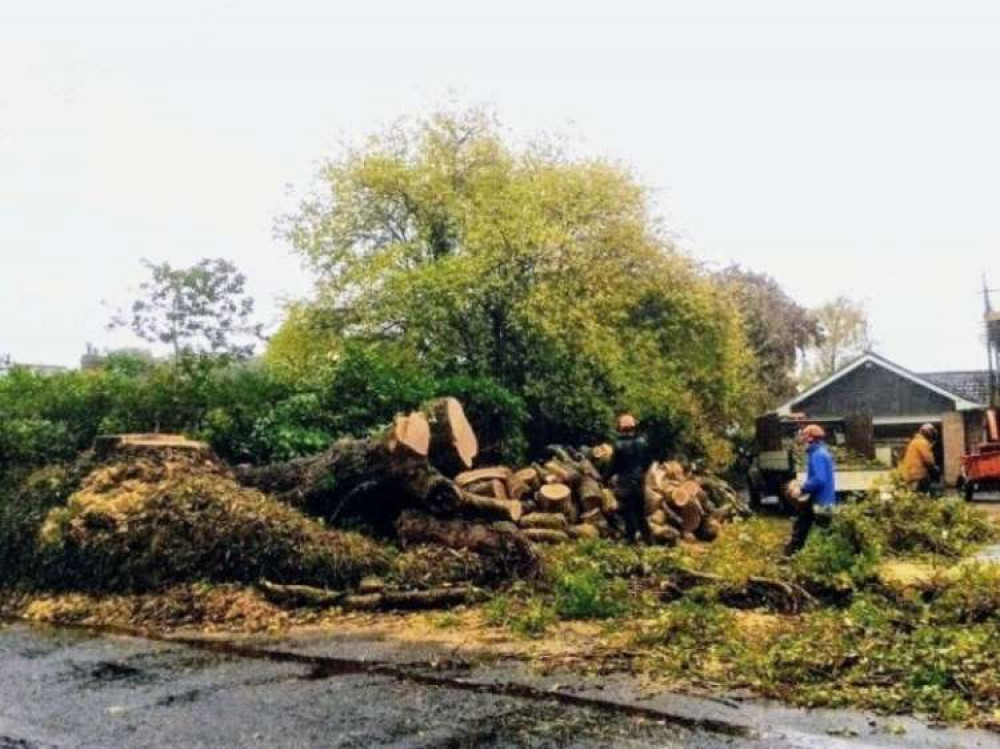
[2,1,998,370]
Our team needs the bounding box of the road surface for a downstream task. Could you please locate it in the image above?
[1,621,997,749]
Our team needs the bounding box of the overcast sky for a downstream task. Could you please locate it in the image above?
[2,0,999,371]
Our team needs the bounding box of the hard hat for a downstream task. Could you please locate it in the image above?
[617,413,637,432]
[800,424,826,441]
[919,423,938,439]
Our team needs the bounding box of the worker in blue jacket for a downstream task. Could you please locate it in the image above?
[784,423,837,555]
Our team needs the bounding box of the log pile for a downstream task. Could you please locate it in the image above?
[237,399,747,556]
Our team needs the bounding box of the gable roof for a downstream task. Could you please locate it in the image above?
[775,352,986,416]
[920,370,994,406]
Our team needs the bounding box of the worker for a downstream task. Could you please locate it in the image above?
[610,413,654,545]
[898,423,941,494]
[784,424,837,556]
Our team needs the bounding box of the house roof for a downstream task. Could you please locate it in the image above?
[920,370,994,406]
[775,351,987,416]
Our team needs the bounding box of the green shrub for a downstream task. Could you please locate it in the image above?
[553,567,629,619]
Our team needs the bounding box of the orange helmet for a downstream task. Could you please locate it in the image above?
[617,413,637,432]
[800,424,826,442]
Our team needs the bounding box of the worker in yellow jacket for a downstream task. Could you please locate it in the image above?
[898,423,940,493]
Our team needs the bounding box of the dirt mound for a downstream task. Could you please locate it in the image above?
[35,447,390,593]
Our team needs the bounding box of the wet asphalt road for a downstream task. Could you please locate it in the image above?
[2,621,999,749]
[0,622,755,749]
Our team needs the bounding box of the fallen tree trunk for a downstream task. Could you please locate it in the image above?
[257,579,346,608]
[236,407,476,525]
[342,586,481,611]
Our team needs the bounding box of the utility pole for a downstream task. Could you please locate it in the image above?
[985,275,1000,407]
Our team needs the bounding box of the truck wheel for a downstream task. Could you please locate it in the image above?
[964,480,976,502]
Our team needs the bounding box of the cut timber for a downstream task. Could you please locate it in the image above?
[456,467,512,487]
[395,511,540,581]
[461,492,522,523]
[577,476,604,512]
[426,397,478,475]
[537,483,572,511]
[515,468,541,491]
[590,443,614,464]
[567,523,600,540]
[579,508,603,523]
[519,512,569,531]
[666,485,704,533]
[663,461,686,482]
[507,474,530,501]
[600,490,618,514]
[257,579,345,608]
[523,528,570,544]
[386,412,431,457]
[491,479,509,501]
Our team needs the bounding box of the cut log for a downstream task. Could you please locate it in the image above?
[507,474,530,501]
[426,397,479,475]
[461,492,522,523]
[514,468,541,492]
[577,476,605,513]
[386,412,431,457]
[666,485,704,533]
[579,508,603,523]
[648,509,667,526]
[522,528,570,544]
[491,479,509,501]
[567,523,600,540]
[519,512,569,531]
[536,483,572,512]
[456,467,512,487]
[589,443,614,465]
[465,479,498,497]
[257,579,345,608]
[600,489,618,514]
[663,461,686,482]
[395,511,540,581]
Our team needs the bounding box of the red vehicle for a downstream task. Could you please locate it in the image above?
[961,407,1000,501]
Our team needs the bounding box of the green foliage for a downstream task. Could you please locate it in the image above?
[714,265,822,410]
[484,593,555,638]
[281,109,755,465]
[552,568,630,620]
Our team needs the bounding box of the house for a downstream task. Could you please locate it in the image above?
[766,351,993,485]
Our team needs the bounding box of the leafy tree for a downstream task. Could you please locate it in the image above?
[800,296,873,384]
[112,258,261,358]
[715,266,822,408]
[280,109,754,465]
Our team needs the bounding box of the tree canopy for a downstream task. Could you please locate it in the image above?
[112,258,261,359]
[716,266,822,408]
[277,110,755,465]
[800,296,872,385]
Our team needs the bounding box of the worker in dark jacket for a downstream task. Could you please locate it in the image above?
[784,424,837,556]
[610,413,654,545]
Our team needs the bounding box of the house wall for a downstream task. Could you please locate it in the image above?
[795,362,955,418]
